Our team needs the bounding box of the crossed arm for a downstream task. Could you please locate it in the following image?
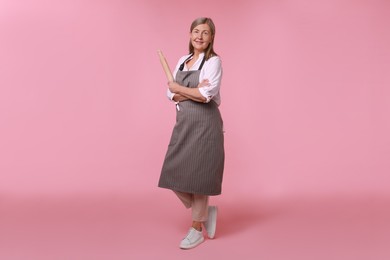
[169,79,210,103]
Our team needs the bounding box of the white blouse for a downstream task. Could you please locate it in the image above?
[166,52,223,106]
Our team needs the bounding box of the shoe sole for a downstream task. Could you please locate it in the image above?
[207,206,218,239]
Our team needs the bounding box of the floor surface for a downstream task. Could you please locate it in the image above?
[1,191,389,260]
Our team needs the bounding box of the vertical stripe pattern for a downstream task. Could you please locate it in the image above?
[159,69,225,195]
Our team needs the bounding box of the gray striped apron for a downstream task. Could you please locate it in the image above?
[159,55,224,195]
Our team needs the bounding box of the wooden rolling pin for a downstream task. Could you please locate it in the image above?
[157,50,174,82]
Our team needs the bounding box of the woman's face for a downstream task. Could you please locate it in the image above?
[190,23,212,53]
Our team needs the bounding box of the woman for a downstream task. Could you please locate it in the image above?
[158,17,224,249]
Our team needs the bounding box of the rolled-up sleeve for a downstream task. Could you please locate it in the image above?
[167,89,175,100]
[198,56,222,103]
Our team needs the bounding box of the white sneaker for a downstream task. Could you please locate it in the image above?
[204,206,218,239]
[179,228,204,249]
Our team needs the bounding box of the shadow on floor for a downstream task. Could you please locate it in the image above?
[214,198,285,238]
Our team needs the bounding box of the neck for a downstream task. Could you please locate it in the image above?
[193,50,203,59]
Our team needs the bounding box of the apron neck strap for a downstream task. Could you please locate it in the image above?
[179,53,206,71]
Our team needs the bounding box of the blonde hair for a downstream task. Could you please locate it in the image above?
[188,17,218,60]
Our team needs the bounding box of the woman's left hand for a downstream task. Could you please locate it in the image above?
[168,81,181,93]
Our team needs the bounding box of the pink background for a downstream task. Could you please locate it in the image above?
[1,0,389,259]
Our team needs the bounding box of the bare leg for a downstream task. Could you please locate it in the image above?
[192,221,203,231]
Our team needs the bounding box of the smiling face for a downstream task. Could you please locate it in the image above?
[190,23,213,54]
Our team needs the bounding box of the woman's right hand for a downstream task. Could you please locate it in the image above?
[197,79,210,88]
